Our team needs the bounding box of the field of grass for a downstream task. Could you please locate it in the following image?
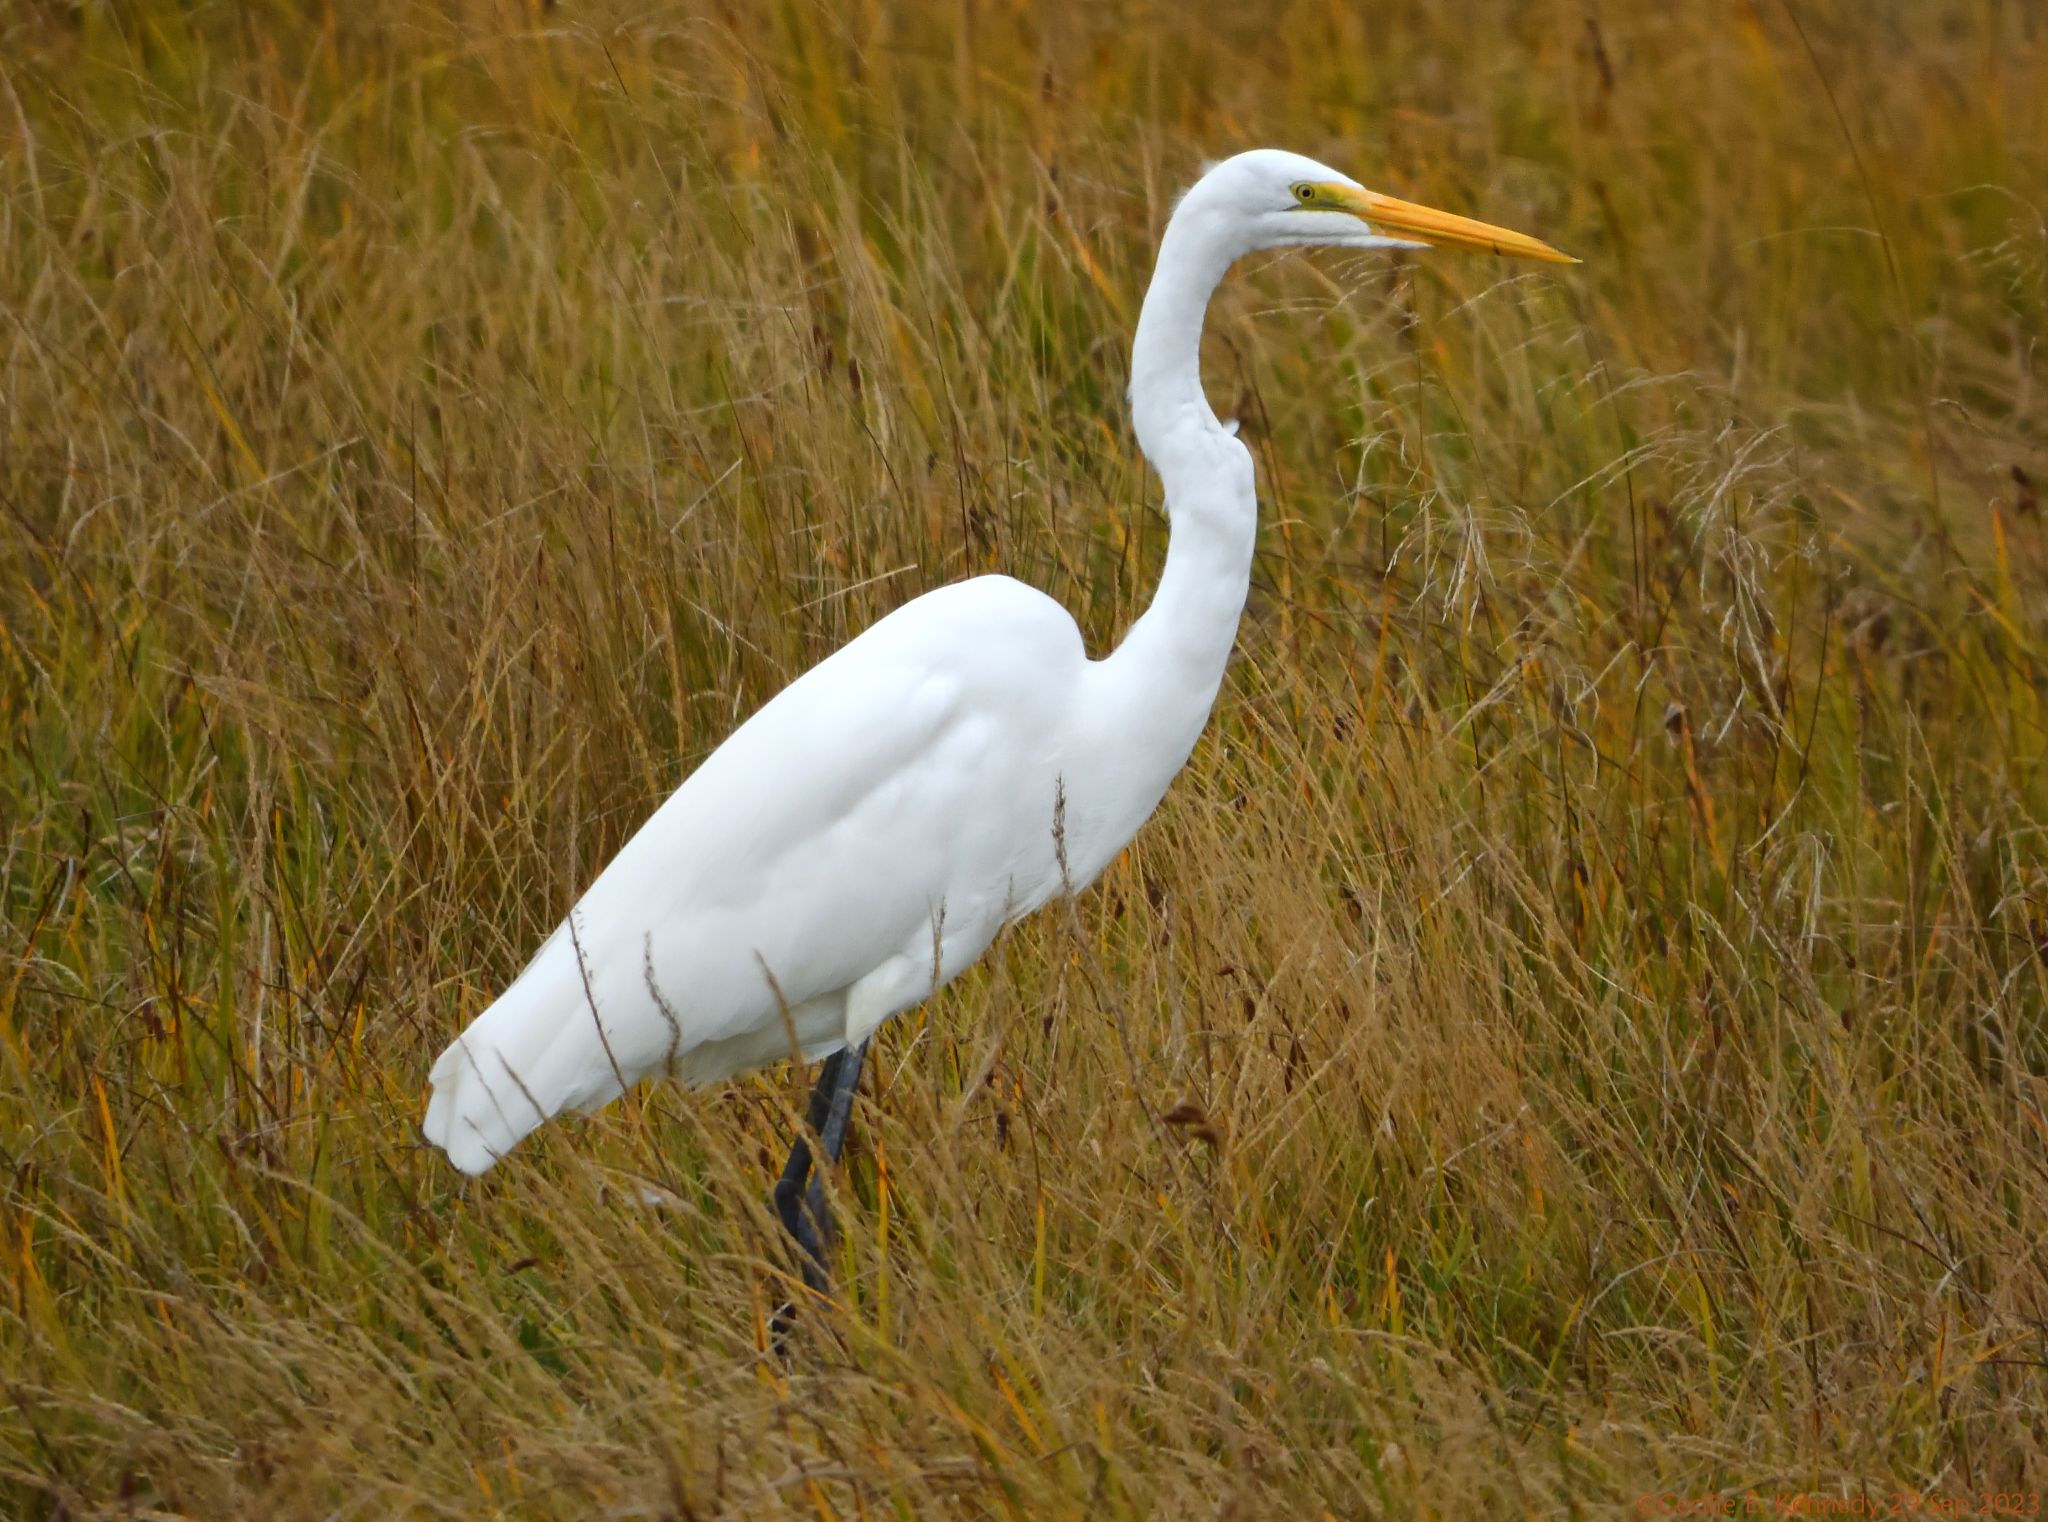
[3,0,2047,1515]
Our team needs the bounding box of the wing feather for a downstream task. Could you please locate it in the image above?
[422,577,1083,1172]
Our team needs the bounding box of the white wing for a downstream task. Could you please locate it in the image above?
[423,575,1087,1174]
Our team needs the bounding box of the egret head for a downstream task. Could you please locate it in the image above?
[1184,148,1577,264]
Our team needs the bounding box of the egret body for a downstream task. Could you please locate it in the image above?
[423,150,1571,1253]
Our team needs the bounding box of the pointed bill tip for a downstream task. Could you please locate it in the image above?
[1322,183,1579,265]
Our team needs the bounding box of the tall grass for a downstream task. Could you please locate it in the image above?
[2,0,2045,1515]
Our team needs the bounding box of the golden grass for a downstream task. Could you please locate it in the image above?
[3,0,2046,1515]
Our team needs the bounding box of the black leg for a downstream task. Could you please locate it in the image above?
[769,1038,870,1343]
[771,1045,844,1280]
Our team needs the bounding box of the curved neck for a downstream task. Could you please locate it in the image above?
[1093,199,1256,782]
[1128,213,1235,486]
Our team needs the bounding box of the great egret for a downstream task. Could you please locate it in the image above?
[422,148,1572,1292]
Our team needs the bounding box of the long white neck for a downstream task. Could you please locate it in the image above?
[1105,200,1256,721]
[1128,212,1235,470]
[1065,196,1257,865]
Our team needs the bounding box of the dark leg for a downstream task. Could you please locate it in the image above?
[771,1045,845,1282]
[769,1038,870,1340]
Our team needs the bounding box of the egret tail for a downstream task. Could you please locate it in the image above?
[421,927,619,1176]
[423,918,858,1174]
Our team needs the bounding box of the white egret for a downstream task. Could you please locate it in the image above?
[422,148,1572,1288]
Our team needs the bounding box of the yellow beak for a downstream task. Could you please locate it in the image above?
[1317,183,1578,264]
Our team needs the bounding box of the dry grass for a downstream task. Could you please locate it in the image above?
[4,0,2047,1515]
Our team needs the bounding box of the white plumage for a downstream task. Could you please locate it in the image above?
[422,149,1572,1177]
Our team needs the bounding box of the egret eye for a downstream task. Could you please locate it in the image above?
[1293,183,1315,204]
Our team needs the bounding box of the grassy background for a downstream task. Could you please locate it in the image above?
[3,0,2047,1515]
